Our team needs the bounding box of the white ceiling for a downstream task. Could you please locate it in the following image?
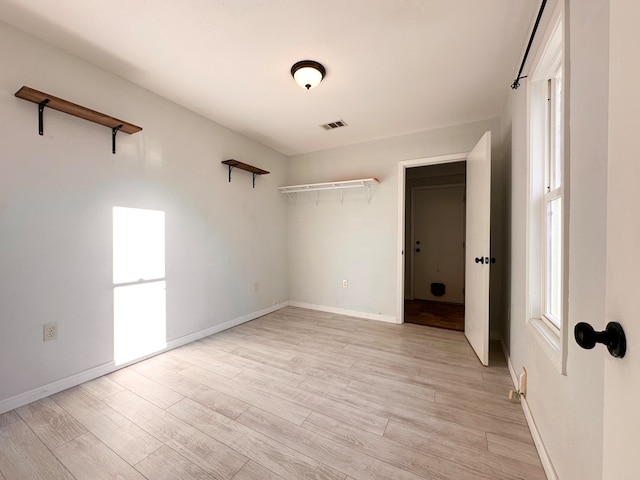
[0,0,538,156]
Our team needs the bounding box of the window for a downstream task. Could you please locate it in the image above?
[543,72,563,329]
[527,6,566,372]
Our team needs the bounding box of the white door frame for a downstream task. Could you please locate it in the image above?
[397,152,470,324]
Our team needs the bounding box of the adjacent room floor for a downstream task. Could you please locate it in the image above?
[404,299,465,331]
[0,307,545,480]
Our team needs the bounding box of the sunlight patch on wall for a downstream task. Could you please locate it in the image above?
[113,207,166,365]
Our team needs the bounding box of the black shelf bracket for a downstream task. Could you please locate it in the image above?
[112,124,123,154]
[229,165,260,188]
[38,98,50,135]
[226,164,259,187]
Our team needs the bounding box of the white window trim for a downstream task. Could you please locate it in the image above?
[525,2,568,374]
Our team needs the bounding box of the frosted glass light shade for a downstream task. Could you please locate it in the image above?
[291,60,326,90]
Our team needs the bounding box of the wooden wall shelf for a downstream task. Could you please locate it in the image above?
[15,86,142,153]
[222,159,270,188]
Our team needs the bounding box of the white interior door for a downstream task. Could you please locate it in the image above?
[464,132,491,365]
[412,186,465,303]
[603,2,640,476]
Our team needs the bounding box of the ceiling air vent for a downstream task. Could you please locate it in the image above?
[320,120,348,131]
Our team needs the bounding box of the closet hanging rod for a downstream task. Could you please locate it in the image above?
[278,178,379,194]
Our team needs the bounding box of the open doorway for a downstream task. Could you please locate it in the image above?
[404,162,466,331]
[396,133,491,364]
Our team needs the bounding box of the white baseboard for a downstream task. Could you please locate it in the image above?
[0,301,288,415]
[0,361,116,415]
[165,301,289,350]
[501,339,558,480]
[288,301,397,324]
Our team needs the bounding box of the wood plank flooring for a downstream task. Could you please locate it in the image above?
[0,307,546,480]
[404,300,465,331]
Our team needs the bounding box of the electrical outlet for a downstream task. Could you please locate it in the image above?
[43,322,58,341]
[342,279,348,288]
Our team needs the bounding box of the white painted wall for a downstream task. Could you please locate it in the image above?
[505,1,608,478]
[286,118,505,334]
[0,21,289,406]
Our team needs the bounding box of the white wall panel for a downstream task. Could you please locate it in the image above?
[0,21,288,404]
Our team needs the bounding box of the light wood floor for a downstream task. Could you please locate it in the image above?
[0,307,546,480]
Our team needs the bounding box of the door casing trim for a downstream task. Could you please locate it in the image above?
[397,152,470,324]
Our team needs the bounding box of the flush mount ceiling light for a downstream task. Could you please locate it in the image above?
[291,60,326,90]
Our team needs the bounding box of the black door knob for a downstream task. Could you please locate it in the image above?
[415,248,421,253]
[475,257,484,264]
[574,322,626,358]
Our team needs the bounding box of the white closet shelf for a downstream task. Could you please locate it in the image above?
[278,177,379,194]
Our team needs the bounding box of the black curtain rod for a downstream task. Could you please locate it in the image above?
[511,0,548,89]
